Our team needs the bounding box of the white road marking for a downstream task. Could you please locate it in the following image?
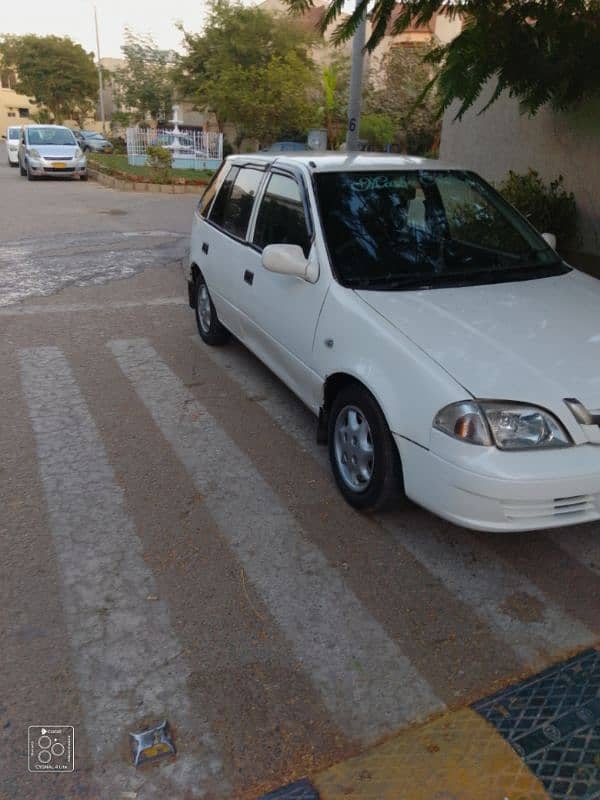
[191,333,597,666]
[0,297,184,315]
[191,335,327,467]
[19,347,225,799]
[379,519,596,666]
[551,529,600,577]
[110,338,444,743]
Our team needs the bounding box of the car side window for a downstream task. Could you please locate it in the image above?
[198,163,229,219]
[209,166,263,239]
[253,173,311,257]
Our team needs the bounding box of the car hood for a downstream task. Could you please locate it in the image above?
[36,145,78,158]
[356,269,600,409]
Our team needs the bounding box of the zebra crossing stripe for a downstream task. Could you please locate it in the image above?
[19,346,226,799]
[109,338,444,743]
[190,335,596,666]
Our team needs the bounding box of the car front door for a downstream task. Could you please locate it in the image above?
[239,168,330,410]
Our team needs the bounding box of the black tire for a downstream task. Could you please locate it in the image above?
[19,160,26,176]
[9,159,18,168]
[194,273,229,345]
[328,382,405,512]
[80,173,89,181]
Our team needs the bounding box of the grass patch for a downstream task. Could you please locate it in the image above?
[88,153,214,185]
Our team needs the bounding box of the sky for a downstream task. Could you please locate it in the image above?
[0,0,260,59]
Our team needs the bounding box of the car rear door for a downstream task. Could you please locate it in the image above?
[199,163,266,335]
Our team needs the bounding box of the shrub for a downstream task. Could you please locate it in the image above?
[146,145,172,183]
[498,170,578,251]
[359,113,395,150]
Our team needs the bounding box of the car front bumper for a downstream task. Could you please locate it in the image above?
[397,431,600,532]
[28,160,87,177]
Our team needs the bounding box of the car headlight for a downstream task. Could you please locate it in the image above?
[74,147,84,158]
[434,400,572,450]
[27,149,41,159]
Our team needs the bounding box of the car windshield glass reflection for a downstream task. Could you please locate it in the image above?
[315,170,568,290]
[27,127,76,146]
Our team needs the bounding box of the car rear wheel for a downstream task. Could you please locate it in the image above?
[328,383,405,512]
[194,274,229,346]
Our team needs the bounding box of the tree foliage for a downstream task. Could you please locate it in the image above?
[115,30,177,123]
[318,56,350,147]
[175,0,318,142]
[0,34,98,123]
[364,43,440,153]
[283,0,600,117]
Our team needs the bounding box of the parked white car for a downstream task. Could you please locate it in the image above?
[184,153,600,532]
[18,124,87,180]
[3,125,21,166]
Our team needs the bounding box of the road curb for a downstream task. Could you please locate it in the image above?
[258,648,600,800]
[87,167,206,195]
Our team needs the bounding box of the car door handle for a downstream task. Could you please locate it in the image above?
[202,242,209,254]
[244,270,254,286]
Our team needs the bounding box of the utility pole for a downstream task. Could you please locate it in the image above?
[94,5,106,133]
[345,1,367,152]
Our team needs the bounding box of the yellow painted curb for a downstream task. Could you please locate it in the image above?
[313,708,549,800]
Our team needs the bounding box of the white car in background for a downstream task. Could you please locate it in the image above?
[184,153,600,532]
[3,125,20,166]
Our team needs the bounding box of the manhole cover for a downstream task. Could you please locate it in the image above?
[473,649,600,799]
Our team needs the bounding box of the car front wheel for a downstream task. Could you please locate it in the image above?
[328,383,405,512]
[194,274,229,345]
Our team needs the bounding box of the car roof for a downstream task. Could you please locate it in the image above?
[26,124,73,130]
[225,152,462,172]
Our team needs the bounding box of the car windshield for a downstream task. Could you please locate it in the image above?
[27,127,76,146]
[8,128,19,140]
[315,169,568,290]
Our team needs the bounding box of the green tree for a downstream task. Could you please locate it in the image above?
[175,0,318,142]
[318,55,350,148]
[364,43,440,154]
[0,34,98,123]
[359,112,395,148]
[114,30,177,124]
[283,0,600,118]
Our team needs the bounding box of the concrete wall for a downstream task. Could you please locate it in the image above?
[440,85,600,257]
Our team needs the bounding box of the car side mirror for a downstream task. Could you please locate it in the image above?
[541,232,557,250]
[262,244,313,281]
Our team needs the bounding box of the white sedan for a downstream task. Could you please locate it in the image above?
[184,153,600,532]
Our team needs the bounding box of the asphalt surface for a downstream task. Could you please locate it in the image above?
[1,160,599,800]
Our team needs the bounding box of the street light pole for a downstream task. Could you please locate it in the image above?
[94,4,106,133]
[345,1,367,152]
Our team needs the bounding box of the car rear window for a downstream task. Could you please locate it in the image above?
[7,128,19,140]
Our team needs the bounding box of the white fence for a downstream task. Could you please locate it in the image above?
[126,127,223,170]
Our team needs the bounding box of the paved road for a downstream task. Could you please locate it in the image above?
[1,161,599,800]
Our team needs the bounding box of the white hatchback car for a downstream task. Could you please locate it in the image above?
[4,125,21,166]
[184,153,600,532]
